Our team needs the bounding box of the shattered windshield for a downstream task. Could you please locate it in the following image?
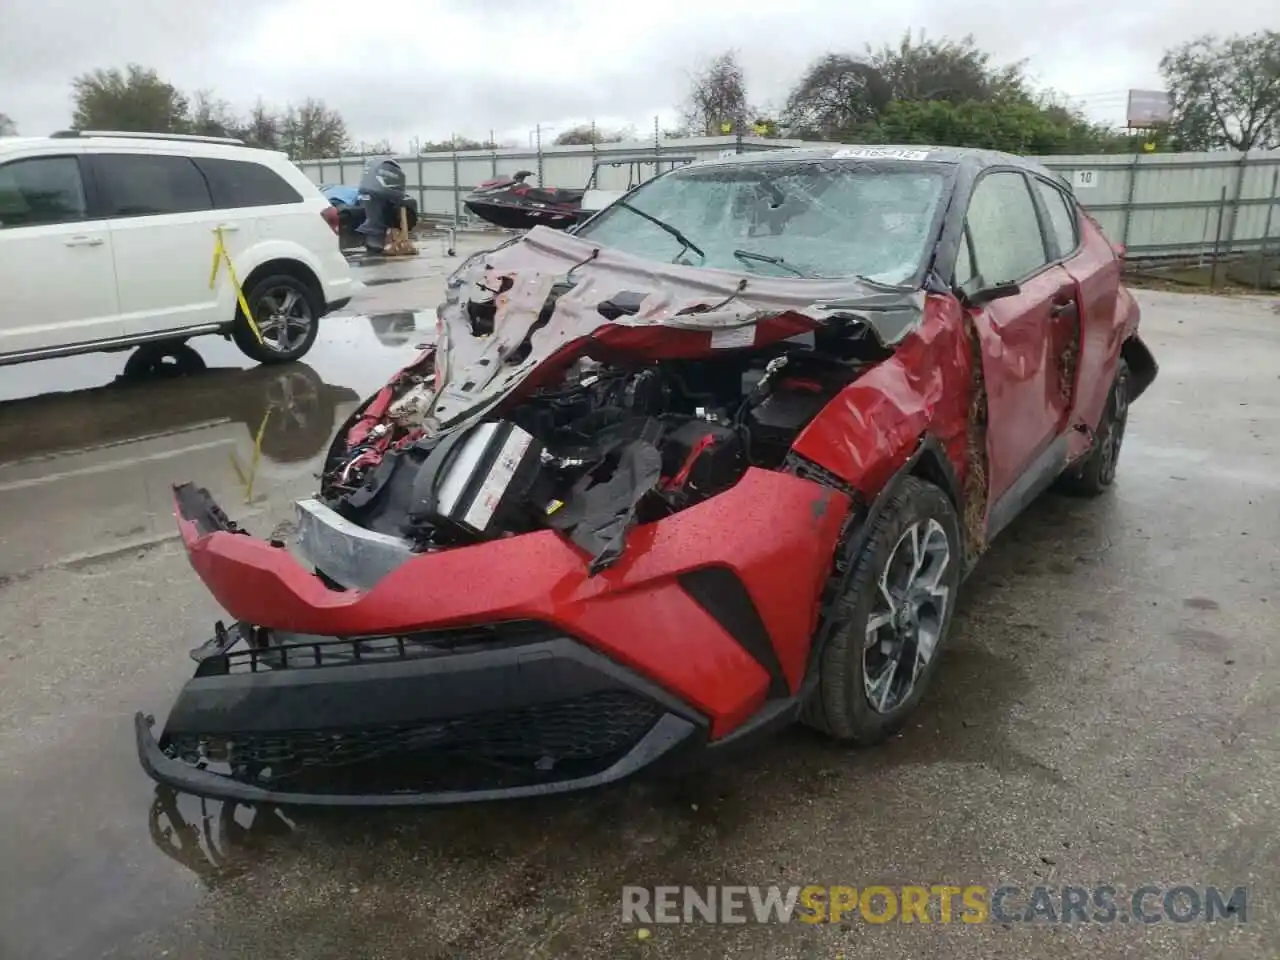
[574,159,951,286]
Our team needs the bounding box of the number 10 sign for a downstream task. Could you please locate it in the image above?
[1072,169,1099,190]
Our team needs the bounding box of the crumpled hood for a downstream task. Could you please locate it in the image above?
[419,226,925,436]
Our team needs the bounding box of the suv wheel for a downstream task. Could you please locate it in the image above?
[802,477,962,744]
[233,274,321,364]
[1058,359,1130,496]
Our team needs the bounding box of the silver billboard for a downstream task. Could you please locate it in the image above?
[1127,89,1172,127]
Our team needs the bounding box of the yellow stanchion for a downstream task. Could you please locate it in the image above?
[210,226,264,345]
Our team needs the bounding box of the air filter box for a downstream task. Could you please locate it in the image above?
[408,420,547,539]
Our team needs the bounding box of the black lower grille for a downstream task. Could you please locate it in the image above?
[166,689,665,794]
[199,620,554,677]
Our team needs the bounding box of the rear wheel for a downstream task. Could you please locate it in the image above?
[232,274,321,365]
[1059,360,1130,496]
[802,477,962,744]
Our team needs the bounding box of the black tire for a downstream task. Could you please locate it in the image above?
[802,476,962,744]
[232,274,322,365]
[1058,360,1130,496]
[121,341,206,380]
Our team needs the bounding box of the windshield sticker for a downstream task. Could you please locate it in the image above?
[710,325,757,349]
[832,148,931,162]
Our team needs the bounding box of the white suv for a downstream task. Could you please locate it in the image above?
[0,130,357,367]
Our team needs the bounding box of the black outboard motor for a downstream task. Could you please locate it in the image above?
[356,157,419,254]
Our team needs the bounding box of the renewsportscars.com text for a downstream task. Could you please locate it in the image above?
[621,884,1248,925]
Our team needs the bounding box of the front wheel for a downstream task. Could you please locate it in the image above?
[802,477,962,744]
[232,274,321,365]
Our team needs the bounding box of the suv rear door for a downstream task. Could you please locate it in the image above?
[87,150,223,339]
[0,153,122,359]
[1030,176,1121,439]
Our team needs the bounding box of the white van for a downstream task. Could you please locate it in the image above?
[0,130,357,366]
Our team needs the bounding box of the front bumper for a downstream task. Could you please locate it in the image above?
[136,623,705,806]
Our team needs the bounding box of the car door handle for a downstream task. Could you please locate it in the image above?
[1050,297,1077,318]
[212,224,240,233]
[64,235,104,247]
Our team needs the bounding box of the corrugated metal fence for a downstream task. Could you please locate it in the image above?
[295,136,1280,260]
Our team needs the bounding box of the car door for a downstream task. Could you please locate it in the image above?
[957,168,1076,507]
[88,151,222,339]
[1030,176,1120,442]
[0,153,122,359]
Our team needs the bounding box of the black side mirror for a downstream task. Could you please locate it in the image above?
[959,281,1021,308]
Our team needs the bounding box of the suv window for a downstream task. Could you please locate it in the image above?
[953,229,976,286]
[94,154,213,217]
[0,156,87,228]
[965,171,1048,285]
[1032,178,1079,257]
[195,157,303,208]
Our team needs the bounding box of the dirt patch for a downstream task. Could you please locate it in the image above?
[961,316,990,565]
[1057,330,1079,406]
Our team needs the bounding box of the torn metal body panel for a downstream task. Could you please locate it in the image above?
[425,225,924,437]
[138,145,1157,806]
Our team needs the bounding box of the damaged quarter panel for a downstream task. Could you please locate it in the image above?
[1064,211,1130,441]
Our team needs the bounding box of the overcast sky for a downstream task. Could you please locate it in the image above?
[2,0,1273,149]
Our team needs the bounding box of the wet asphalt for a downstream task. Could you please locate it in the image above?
[0,240,1276,960]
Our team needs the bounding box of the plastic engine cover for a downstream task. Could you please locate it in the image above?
[408,421,545,539]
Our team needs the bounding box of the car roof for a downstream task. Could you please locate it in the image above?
[686,144,1059,179]
[0,134,286,161]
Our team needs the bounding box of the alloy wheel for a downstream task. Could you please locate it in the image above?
[1098,375,1130,485]
[863,518,952,714]
[255,287,314,354]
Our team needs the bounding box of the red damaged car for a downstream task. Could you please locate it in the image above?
[137,145,1157,805]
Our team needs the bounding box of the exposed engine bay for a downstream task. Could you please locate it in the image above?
[298,227,915,584]
[318,342,878,576]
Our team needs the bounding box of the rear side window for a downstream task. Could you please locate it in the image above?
[965,171,1049,284]
[195,157,303,209]
[1032,179,1079,257]
[94,154,213,217]
[0,156,87,228]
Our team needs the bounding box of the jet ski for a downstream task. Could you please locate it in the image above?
[462,170,586,230]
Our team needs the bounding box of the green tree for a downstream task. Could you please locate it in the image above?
[70,64,189,132]
[875,98,1125,155]
[783,34,1027,141]
[553,124,626,146]
[237,100,282,150]
[869,32,1026,105]
[353,139,394,155]
[783,54,892,140]
[187,89,239,138]
[682,50,752,136]
[278,98,349,159]
[418,137,501,152]
[0,113,16,136]
[1160,30,1280,150]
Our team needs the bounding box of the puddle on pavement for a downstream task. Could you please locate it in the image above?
[0,315,432,578]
